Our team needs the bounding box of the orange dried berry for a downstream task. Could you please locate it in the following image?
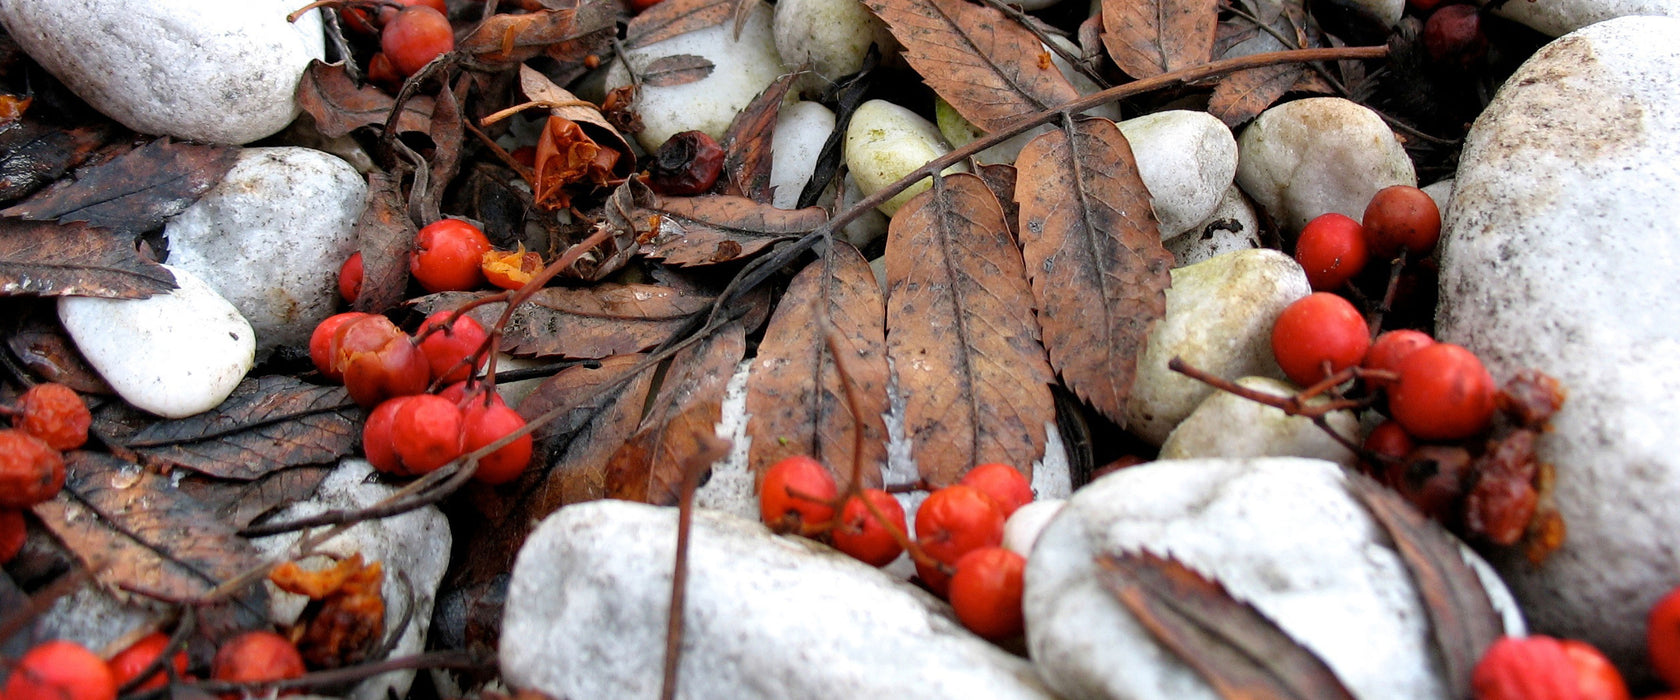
[0,429,65,508]
[15,383,91,451]
[482,246,545,291]
[831,489,906,567]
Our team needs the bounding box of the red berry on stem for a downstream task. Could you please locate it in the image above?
[914,485,1005,596]
[1361,419,1414,475]
[4,640,117,700]
[15,382,91,451]
[831,489,907,567]
[411,219,491,293]
[108,632,189,692]
[949,546,1026,639]
[0,507,24,564]
[1270,292,1371,387]
[1362,329,1435,389]
[310,311,369,381]
[1423,4,1488,69]
[1363,185,1442,259]
[759,455,838,531]
[417,311,489,385]
[339,252,364,304]
[439,381,506,409]
[211,631,305,691]
[1559,638,1630,700]
[959,462,1033,518]
[1295,213,1369,291]
[461,402,532,485]
[1389,343,1496,440]
[381,6,454,78]
[391,394,465,474]
[362,396,414,475]
[0,429,65,508]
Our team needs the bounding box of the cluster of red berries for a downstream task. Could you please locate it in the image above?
[3,630,304,700]
[1293,184,1441,293]
[758,458,1033,640]
[309,307,531,485]
[339,219,545,305]
[338,0,455,88]
[0,383,92,564]
[1471,635,1628,700]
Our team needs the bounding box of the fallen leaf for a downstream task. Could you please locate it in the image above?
[746,243,887,491]
[350,172,414,314]
[624,0,733,49]
[1014,117,1170,427]
[1208,64,1304,127]
[410,284,715,359]
[863,0,1079,133]
[458,7,610,68]
[423,76,469,223]
[125,376,362,481]
[0,121,109,207]
[531,116,620,210]
[295,61,435,138]
[1096,550,1356,699]
[0,219,175,298]
[885,174,1054,485]
[1100,0,1218,79]
[175,466,332,530]
[516,66,634,179]
[604,322,745,505]
[719,72,798,202]
[3,299,112,393]
[638,193,827,266]
[641,54,716,87]
[1,138,239,236]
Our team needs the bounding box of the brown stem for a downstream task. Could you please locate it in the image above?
[1367,248,1409,339]
[660,435,731,700]
[1166,356,1363,419]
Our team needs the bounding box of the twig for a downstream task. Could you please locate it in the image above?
[1366,249,1408,339]
[660,435,732,700]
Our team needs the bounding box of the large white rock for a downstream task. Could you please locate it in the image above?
[251,460,452,700]
[1123,249,1309,444]
[1159,376,1359,468]
[165,147,365,358]
[501,500,1057,699]
[769,101,837,209]
[1235,97,1416,234]
[1117,110,1240,239]
[605,3,787,151]
[845,99,966,216]
[773,0,896,87]
[1026,457,1524,700]
[59,265,254,418]
[1165,184,1262,267]
[0,0,323,145]
[1434,16,1680,681]
[1492,0,1680,36]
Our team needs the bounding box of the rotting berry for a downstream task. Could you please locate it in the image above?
[831,489,907,567]
[332,314,431,408]
[647,130,725,196]
[1270,292,1371,387]
[310,311,370,381]
[416,311,489,385]
[15,382,91,451]
[0,429,65,508]
[1294,213,1369,292]
[339,252,363,304]
[949,546,1026,639]
[1389,342,1497,440]
[391,394,465,474]
[759,455,838,532]
[959,462,1033,518]
[461,401,532,485]
[1386,445,1471,522]
[381,6,455,78]
[411,219,492,293]
[3,640,117,700]
[914,484,1006,596]
[108,632,189,692]
[1363,185,1442,259]
[482,246,545,291]
[211,631,306,694]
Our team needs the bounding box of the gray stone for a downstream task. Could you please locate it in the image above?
[0,0,324,145]
[1117,110,1240,239]
[59,265,254,418]
[773,0,896,87]
[1025,457,1524,700]
[1434,16,1680,681]
[1421,178,1454,219]
[251,460,451,700]
[1165,184,1262,267]
[1493,0,1680,36]
[1123,249,1309,444]
[1159,376,1359,468]
[1002,498,1064,557]
[501,500,1057,699]
[165,147,366,358]
[1236,97,1416,233]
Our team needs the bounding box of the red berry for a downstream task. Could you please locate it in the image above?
[1362,329,1435,389]
[410,219,491,293]
[341,0,445,34]
[211,631,305,690]
[1423,4,1488,69]
[759,455,838,531]
[1650,584,1680,690]
[333,314,431,408]
[4,640,116,700]
[391,394,464,474]
[1295,213,1369,292]
[310,311,369,381]
[628,0,665,12]
[362,396,413,475]
[461,402,533,485]
[339,252,363,304]
[381,6,455,78]
[959,462,1032,518]
[831,489,907,567]
[15,383,91,451]
[1363,185,1442,259]
[366,52,402,91]
[0,507,24,564]
[0,429,65,508]
[1389,343,1496,440]
[417,311,489,385]
[949,547,1026,639]
[438,381,506,409]
[1558,638,1630,700]
[108,632,189,692]
[914,485,1005,596]
[1270,292,1371,387]
[1361,419,1414,475]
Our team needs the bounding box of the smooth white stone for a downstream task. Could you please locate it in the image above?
[773,0,896,87]
[1166,184,1262,267]
[1235,97,1416,233]
[845,99,966,216]
[769,101,837,209]
[1159,376,1358,468]
[1002,498,1064,557]
[1117,110,1240,239]
[1493,0,1680,36]
[1421,178,1454,219]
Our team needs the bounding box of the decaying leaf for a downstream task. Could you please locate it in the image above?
[410,284,715,359]
[1096,550,1356,699]
[624,0,733,49]
[720,72,798,202]
[638,193,827,266]
[458,5,617,68]
[271,554,385,669]
[1,138,239,235]
[175,466,331,530]
[424,76,470,223]
[641,54,716,87]
[885,174,1054,485]
[0,219,175,298]
[1343,472,1503,697]
[532,116,621,210]
[863,0,1079,133]
[604,322,745,505]
[351,172,414,314]
[746,244,887,490]
[0,120,109,206]
[1208,64,1304,127]
[1014,117,1170,427]
[295,61,434,138]
[125,376,361,481]
[3,300,111,393]
[1100,0,1218,79]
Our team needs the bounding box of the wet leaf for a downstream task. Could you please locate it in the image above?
[3,299,111,393]
[885,174,1054,485]
[863,0,1078,133]
[1,138,239,236]
[458,7,612,68]
[350,172,414,314]
[1096,550,1355,700]
[125,376,362,481]
[1100,0,1218,79]
[1014,117,1170,427]
[719,72,798,202]
[0,121,109,206]
[642,54,716,87]
[639,193,827,266]
[295,61,435,138]
[746,243,887,491]
[410,284,714,359]
[624,0,733,49]
[0,219,175,298]
[1343,472,1503,696]
[604,322,745,505]
[175,466,332,531]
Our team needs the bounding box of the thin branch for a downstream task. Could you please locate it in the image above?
[660,435,732,700]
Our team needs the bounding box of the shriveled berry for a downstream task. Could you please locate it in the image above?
[0,429,65,508]
[381,6,454,78]
[1389,342,1497,440]
[211,631,305,691]
[310,311,370,381]
[4,640,116,700]
[759,455,838,532]
[411,219,491,293]
[481,247,545,291]
[461,402,532,485]
[831,489,907,567]
[333,314,431,407]
[1363,185,1442,258]
[1295,213,1369,291]
[0,507,23,564]
[1362,329,1435,389]
[647,131,724,196]
[391,394,464,474]
[949,547,1026,639]
[416,311,489,385]
[959,462,1033,518]
[1386,445,1470,522]
[339,252,364,304]
[1270,292,1371,387]
[108,632,189,692]
[914,484,1005,596]
[15,382,91,450]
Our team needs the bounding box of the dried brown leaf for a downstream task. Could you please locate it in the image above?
[1208,65,1303,128]
[1,138,239,235]
[605,323,745,504]
[746,243,887,491]
[516,66,635,172]
[624,0,733,49]
[885,174,1054,485]
[296,61,434,138]
[350,172,414,314]
[3,300,110,393]
[1100,0,1218,79]
[641,54,717,87]
[0,219,175,298]
[0,121,109,206]
[424,76,469,223]
[1343,472,1504,696]
[175,466,332,530]
[720,72,798,202]
[639,193,827,266]
[1097,551,1356,699]
[1014,117,1170,426]
[125,376,361,481]
[410,284,714,359]
[459,8,600,67]
[863,0,1079,133]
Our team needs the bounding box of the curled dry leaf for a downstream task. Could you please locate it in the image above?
[295,61,434,139]
[0,219,175,298]
[1014,117,1170,427]
[641,54,716,87]
[638,193,828,266]
[410,284,715,359]
[351,172,414,314]
[604,322,746,505]
[1100,0,1218,79]
[457,4,618,69]
[863,0,1079,133]
[532,115,621,210]
[720,72,799,202]
[746,243,887,491]
[125,376,361,481]
[1096,550,1356,699]
[624,0,734,49]
[1,138,239,236]
[885,174,1054,485]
